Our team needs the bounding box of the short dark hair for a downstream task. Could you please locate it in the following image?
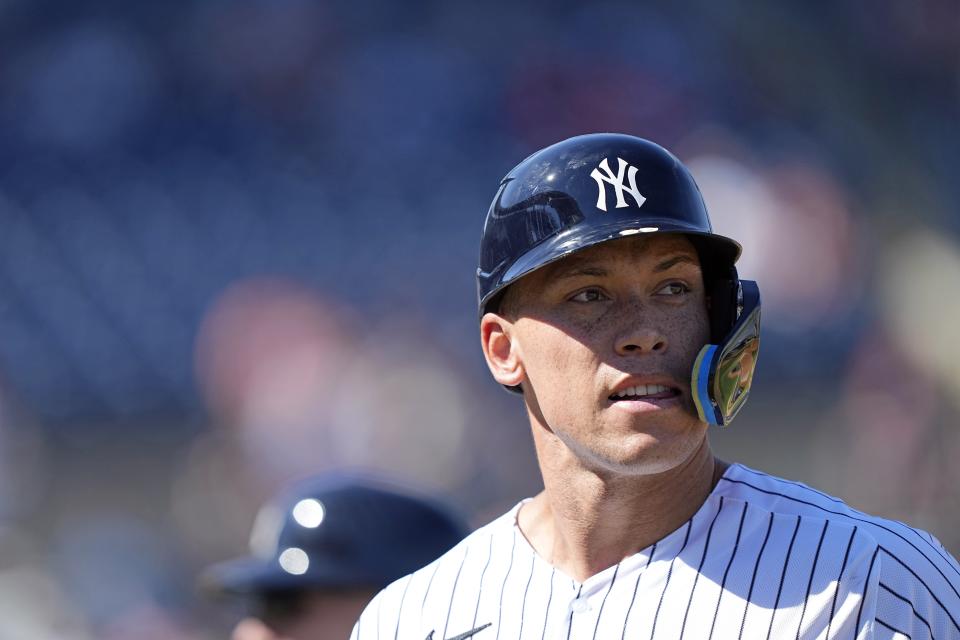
[495,285,523,321]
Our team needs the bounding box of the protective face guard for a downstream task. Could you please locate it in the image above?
[691,280,761,426]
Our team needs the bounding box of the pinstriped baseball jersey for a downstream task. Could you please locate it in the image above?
[351,463,960,639]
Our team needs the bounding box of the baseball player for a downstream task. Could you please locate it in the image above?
[200,474,467,640]
[351,134,960,639]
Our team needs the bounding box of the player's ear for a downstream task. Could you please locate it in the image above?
[480,312,525,387]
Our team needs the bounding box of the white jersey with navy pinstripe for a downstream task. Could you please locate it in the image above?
[352,463,960,639]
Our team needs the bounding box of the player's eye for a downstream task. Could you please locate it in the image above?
[569,288,609,303]
[656,282,691,296]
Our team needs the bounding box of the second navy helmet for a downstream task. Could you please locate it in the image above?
[200,474,469,595]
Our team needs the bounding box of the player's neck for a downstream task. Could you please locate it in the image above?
[518,438,726,583]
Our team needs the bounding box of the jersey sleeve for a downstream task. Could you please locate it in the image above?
[870,540,960,639]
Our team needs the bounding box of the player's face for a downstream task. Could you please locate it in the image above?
[484,234,711,475]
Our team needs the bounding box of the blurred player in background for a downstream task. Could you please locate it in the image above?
[201,474,468,640]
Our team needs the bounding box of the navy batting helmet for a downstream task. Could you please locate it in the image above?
[476,133,761,426]
[200,475,468,595]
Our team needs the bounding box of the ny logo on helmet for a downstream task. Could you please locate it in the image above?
[590,157,646,212]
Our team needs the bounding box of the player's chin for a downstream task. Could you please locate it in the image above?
[598,418,704,465]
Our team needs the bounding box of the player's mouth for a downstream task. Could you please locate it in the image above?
[607,382,682,411]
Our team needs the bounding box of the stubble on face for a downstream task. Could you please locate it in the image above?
[505,235,712,477]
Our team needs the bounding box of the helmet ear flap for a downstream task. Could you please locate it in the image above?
[686,234,739,343]
[706,277,740,343]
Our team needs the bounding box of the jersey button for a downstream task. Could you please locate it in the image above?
[569,598,590,613]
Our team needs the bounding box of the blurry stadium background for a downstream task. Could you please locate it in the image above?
[0,1,957,637]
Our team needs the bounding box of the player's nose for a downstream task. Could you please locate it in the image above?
[612,307,667,355]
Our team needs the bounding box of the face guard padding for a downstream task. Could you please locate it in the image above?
[692,280,761,426]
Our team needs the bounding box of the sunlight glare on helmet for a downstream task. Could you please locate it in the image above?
[291,498,325,528]
[278,547,309,575]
